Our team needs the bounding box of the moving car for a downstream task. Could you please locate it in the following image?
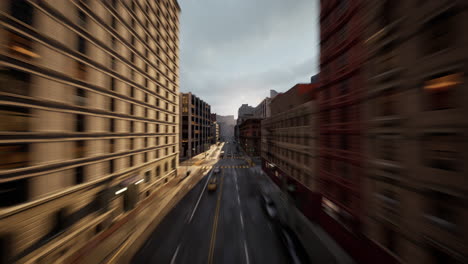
[219,151,225,158]
[213,168,220,174]
[207,176,217,192]
[260,192,278,220]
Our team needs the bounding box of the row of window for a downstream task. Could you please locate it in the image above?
[268,134,311,145]
[0,141,177,171]
[264,113,311,129]
[371,134,460,172]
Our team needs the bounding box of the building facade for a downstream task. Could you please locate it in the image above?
[318,0,365,232]
[253,90,278,119]
[238,118,262,157]
[363,1,468,263]
[179,92,212,159]
[0,0,180,262]
[261,83,319,219]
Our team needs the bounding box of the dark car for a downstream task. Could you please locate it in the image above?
[260,192,278,220]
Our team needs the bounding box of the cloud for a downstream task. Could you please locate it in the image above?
[178,0,320,117]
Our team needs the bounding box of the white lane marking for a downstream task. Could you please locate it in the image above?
[239,213,244,229]
[237,193,240,205]
[188,170,213,223]
[243,240,250,264]
[170,244,181,264]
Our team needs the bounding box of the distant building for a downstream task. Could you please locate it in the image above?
[253,90,278,119]
[238,104,255,120]
[239,118,262,157]
[180,93,212,159]
[216,114,235,140]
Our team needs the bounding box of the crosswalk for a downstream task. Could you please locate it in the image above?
[201,165,250,170]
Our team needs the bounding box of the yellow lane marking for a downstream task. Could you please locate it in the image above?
[208,169,224,264]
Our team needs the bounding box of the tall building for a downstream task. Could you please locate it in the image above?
[261,83,319,219]
[0,0,180,262]
[318,0,365,232]
[363,1,468,263]
[179,92,212,159]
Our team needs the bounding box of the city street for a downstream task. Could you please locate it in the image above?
[132,142,288,264]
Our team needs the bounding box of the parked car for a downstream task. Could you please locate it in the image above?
[213,168,220,174]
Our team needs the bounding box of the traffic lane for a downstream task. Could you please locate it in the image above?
[132,171,212,264]
[175,172,220,264]
[236,168,289,264]
[213,168,244,264]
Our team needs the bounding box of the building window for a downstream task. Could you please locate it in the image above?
[130,138,135,150]
[109,159,115,173]
[0,105,30,132]
[75,88,86,106]
[155,166,161,177]
[423,134,459,171]
[425,192,457,231]
[110,139,115,153]
[76,114,85,132]
[75,140,86,158]
[110,98,115,112]
[77,36,87,54]
[11,0,34,25]
[0,144,29,170]
[145,171,151,183]
[0,179,28,207]
[75,166,84,184]
[423,11,454,55]
[423,73,460,111]
[109,118,115,132]
[0,68,30,96]
[164,162,168,172]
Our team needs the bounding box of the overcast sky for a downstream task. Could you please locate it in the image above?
[178,0,319,118]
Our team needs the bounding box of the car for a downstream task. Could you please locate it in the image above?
[213,168,220,174]
[207,177,217,192]
[260,192,278,220]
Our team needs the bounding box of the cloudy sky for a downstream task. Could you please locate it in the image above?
[178,0,319,118]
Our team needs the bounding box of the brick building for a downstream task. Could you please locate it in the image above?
[363,1,468,263]
[261,83,320,219]
[318,0,365,232]
[239,118,262,157]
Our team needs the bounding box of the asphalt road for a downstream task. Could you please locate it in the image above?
[132,142,288,264]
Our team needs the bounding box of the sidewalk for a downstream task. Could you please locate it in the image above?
[254,165,355,264]
[67,146,223,264]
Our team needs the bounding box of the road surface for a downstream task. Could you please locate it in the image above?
[132,142,288,264]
